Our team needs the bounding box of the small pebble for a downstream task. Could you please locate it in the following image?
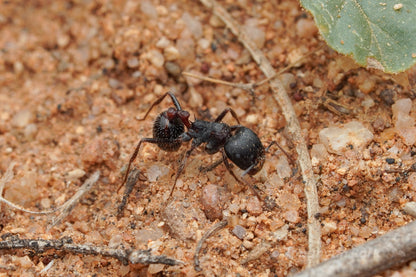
[164,61,181,77]
[361,96,375,110]
[296,18,318,38]
[156,36,170,48]
[176,36,195,60]
[188,87,203,108]
[244,22,265,48]
[67,168,86,181]
[246,196,262,216]
[284,210,300,223]
[146,164,170,182]
[11,256,34,269]
[109,78,122,89]
[198,38,210,50]
[245,114,258,124]
[164,45,180,61]
[146,49,164,68]
[242,240,254,250]
[277,191,301,211]
[319,121,374,155]
[356,71,376,94]
[163,200,207,240]
[310,144,328,166]
[322,220,338,235]
[392,98,416,145]
[14,61,24,74]
[140,1,158,18]
[12,109,34,128]
[209,15,225,27]
[408,172,416,191]
[108,234,123,248]
[271,224,289,241]
[232,225,246,240]
[4,170,40,205]
[148,264,164,274]
[200,184,229,221]
[127,57,139,68]
[275,155,291,180]
[24,123,38,140]
[182,12,203,39]
[403,202,416,218]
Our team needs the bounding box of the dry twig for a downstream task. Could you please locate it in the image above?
[182,71,257,96]
[198,0,321,266]
[194,219,228,271]
[117,168,145,215]
[182,46,321,93]
[49,170,100,228]
[0,235,183,266]
[293,220,416,277]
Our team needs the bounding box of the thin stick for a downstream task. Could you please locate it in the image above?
[194,219,228,271]
[117,168,144,215]
[182,72,257,95]
[0,235,183,266]
[49,170,100,228]
[199,0,321,266]
[0,197,57,214]
[182,46,321,91]
[293,220,416,277]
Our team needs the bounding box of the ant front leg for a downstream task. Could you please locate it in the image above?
[168,135,200,199]
[118,137,183,192]
[138,91,183,121]
[215,108,241,124]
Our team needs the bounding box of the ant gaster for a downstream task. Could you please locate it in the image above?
[119,91,273,199]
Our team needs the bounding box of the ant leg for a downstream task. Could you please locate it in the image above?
[221,149,241,183]
[118,137,182,192]
[221,149,262,200]
[169,142,200,198]
[265,141,295,164]
[265,141,275,152]
[138,91,182,121]
[199,158,224,173]
[215,108,240,124]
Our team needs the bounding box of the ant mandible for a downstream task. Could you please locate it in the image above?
[119,91,273,201]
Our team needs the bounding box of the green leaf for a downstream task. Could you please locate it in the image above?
[300,0,416,73]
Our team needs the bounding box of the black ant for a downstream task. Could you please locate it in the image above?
[118,91,275,204]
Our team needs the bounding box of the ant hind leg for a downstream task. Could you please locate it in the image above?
[220,149,262,200]
[199,158,224,173]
